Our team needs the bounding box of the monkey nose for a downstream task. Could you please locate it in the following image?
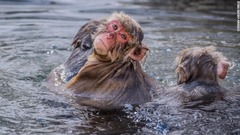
[107,33,115,39]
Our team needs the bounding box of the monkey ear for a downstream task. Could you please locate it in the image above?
[217,60,229,79]
[177,67,187,84]
[129,46,149,61]
[176,60,192,84]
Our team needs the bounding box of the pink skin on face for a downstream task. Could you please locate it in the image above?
[217,58,230,79]
[93,20,131,55]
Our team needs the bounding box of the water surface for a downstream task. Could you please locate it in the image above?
[0,0,239,134]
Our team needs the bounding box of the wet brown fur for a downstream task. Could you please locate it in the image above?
[68,57,157,109]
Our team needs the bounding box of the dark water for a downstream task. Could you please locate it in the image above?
[0,0,239,134]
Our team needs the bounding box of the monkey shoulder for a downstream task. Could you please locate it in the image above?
[177,81,225,103]
[155,81,225,106]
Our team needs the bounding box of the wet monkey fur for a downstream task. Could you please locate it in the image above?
[156,46,230,106]
[47,12,158,109]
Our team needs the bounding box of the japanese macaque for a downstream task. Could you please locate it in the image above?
[47,12,157,109]
[156,46,230,106]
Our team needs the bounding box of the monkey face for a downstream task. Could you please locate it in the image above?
[93,20,132,56]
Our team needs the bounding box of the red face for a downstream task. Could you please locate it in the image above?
[93,20,132,55]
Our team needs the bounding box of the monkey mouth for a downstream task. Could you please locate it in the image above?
[94,38,108,56]
[99,39,107,50]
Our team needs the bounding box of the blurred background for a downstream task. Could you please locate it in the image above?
[0,0,239,134]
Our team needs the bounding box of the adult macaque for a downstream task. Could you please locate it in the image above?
[156,46,230,106]
[47,12,157,109]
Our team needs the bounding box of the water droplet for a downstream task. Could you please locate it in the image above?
[166,48,171,52]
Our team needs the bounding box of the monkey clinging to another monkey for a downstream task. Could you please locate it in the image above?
[47,12,158,109]
[156,46,230,106]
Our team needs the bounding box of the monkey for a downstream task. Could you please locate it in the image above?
[46,12,158,109]
[155,46,230,106]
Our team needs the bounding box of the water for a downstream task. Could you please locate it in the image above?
[0,0,239,134]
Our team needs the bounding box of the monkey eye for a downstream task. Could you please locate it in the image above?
[107,20,121,31]
[112,24,118,30]
[121,34,127,40]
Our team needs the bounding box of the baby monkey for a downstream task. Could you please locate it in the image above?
[156,46,230,106]
[47,12,157,109]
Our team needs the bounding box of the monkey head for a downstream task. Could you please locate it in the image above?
[92,12,147,62]
[175,46,230,84]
